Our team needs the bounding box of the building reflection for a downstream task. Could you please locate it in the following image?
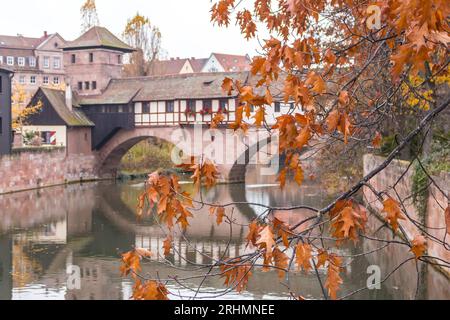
[0,180,448,300]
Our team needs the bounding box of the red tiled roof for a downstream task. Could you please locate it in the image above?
[212,53,251,72]
[0,34,45,49]
[149,58,190,76]
[189,58,208,73]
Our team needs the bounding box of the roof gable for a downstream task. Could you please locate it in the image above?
[28,88,94,127]
[37,33,66,51]
[63,26,134,52]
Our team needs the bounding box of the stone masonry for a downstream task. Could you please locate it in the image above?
[0,148,98,194]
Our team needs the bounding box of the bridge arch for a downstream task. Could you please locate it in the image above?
[96,126,279,181]
[96,127,185,177]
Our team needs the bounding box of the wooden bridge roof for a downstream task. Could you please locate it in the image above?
[79,72,251,105]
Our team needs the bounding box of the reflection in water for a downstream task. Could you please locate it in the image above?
[0,174,448,300]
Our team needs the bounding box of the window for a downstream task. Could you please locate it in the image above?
[187,100,196,112]
[53,57,61,69]
[29,57,36,67]
[203,100,212,113]
[0,117,2,134]
[0,76,2,93]
[92,81,97,90]
[53,77,59,85]
[18,57,25,66]
[0,56,3,64]
[142,102,150,113]
[7,56,14,65]
[71,54,76,64]
[85,81,90,90]
[219,99,228,111]
[43,76,49,85]
[166,101,175,113]
[118,55,122,64]
[274,102,281,113]
[19,76,26,84]
[43,56,50,68]
[30,76,36,84]
[78,82,83,90]
[89,53,94,63]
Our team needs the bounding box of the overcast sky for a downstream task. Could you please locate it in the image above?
[0,0,263,59]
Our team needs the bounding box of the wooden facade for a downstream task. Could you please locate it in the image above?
[133,98,238,126]
[0,68,13,155]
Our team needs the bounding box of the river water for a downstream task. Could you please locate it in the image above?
[0,170,449,300]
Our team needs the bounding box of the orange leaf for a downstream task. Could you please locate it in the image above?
[294,166,304,186]
[382,198,406,233]
[316,249,328,269]
[163,236,172,257]
[277,168,287,189]
[220,259,253,293]
[216,207,226,226]
[273,248,289,279]
[253,107,266,127]
[338,91,349,106]
[256,226,276,258]
[295,243,312,272]
[222,77,234,95]
[410,235,427,259]
[325,110,340,132]
[296,126,311,150]
[246,221,262,247]
[372,132,382,148]
[132,280,170,300]
[325,254,343,300]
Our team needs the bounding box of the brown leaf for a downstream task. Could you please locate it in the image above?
[410,235,427,259]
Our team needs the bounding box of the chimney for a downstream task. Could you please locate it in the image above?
[65,84,72,111]
[191,57,195,60]
[44,31,48,38]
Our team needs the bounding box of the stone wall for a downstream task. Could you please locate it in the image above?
[363,154,450,276]
[0,148,98,194]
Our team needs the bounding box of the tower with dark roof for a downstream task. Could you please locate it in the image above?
[62,26,135,96]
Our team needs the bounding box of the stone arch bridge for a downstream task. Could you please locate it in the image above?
[95,125,278,183]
